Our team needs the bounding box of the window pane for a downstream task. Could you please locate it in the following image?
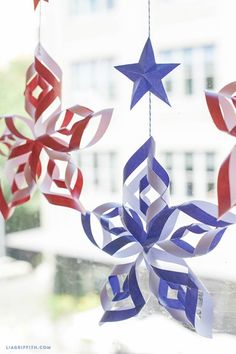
[71,0,90,14]
[163,152,173,195]
[206,152,215,197]
[165,79,172,93]
[71,59,115,99]
[207,182,214,193]
[70,0,116,14]
[160,50,173,94]
[107,0,115,9]
[185,152,193,171]
[90,0,99,11]
[186,181,194,196]
[164,152,173,170]
[78,151,117,193]
[183,48,193,95]
[206,76,214,89]
[204,45,215,90]
[206,152,215,172]
[185,78,193,95]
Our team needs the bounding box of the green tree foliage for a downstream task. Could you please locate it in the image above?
[0,58,41,234]
[0,58,30,116]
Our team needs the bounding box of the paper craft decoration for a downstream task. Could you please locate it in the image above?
[34,0,49,10]
[82,137,236,337]
[0,45,113,219]
[205,82,236,217]
[115,38,179,109]
[0,0,234,339]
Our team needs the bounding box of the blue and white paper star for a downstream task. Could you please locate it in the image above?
[82,137,236,337]
[115,38,180,109]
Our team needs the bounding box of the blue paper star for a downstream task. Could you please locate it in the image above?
[115,38,180,109]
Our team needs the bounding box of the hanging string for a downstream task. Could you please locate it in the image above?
[148,0,152,137]
[148,0,151,38]
[149,92,152,137]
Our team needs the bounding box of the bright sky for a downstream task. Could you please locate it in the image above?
[0,1,36,66]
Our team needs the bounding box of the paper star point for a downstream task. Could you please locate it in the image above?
[115,38,180,109]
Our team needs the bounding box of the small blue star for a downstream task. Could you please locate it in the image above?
[115,38,180,109]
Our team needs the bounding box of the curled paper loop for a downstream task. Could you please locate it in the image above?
[0,115,34,141]
[148,249,213,337]
[82,137,236,337]
[39,148,84,212]
[206,82,236,136]
[123,137,170,224]
[205,82,236,216]
[100,258,146,323]
[0,46,113,219]
[25,44,62,126]
[0,131,18,158]
[36,105,113,152]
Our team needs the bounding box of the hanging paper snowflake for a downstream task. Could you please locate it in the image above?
[205,82,236,217]
[0,45,113,219]
[82,137,236,337]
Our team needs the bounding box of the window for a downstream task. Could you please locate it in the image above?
[185,152,194,196]
[186,181,194,196]
[159,45,216,97]
[204,45,215,90]
[71,59,115,99]
[164,152,173,194]
[206,151,215,196]
[206,151,215,172]
[183,48,193,95]
[78,151,118,193]
[70,0,116,15]
[165,151,173,170]
[107,0,115,9]
[160,50,173,94]
[161,151,217,199]
[185,152,193,171]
